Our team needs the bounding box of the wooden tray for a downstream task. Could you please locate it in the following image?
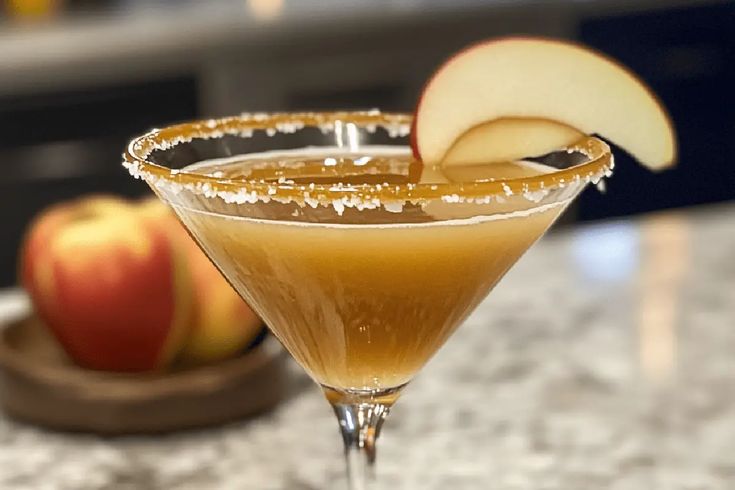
[0,316,286,435]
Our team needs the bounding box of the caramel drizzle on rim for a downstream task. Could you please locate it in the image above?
[123,111,612,203]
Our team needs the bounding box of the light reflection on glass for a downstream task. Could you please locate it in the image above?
[333,121,362,152]
[346,123,361,153]
[334,120,345,148]
[637,213,690,385]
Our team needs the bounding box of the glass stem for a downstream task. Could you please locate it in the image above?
[332,402,390,490]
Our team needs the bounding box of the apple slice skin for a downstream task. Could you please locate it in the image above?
[410,117,419,160]
[412,36,677,170]
[441,117,584,166]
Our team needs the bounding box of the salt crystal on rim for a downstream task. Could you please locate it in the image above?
[524,189,549,203]
[276,121,304,133]
[124,114,612,213]
[332,199,345,216]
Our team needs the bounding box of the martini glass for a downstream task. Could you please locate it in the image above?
[124,111,612,489]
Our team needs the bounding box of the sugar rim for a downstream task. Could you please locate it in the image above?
[122,111,613,206]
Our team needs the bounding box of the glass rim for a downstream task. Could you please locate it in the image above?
[123,111,613,204]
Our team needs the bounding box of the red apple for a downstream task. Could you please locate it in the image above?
[19,195,192,371]
[178,239,262,364]
[412,36,677,170]
[139,199,262,365]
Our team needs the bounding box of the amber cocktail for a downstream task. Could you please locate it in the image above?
[124,111,612,488]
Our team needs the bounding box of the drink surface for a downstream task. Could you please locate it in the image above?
[172,147,567,391]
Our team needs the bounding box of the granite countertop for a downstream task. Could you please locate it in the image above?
[0,204,734,489]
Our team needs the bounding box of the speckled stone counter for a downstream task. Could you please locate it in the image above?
[1,204,733,490]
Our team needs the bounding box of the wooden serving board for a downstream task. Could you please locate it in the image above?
[0,316,286,435]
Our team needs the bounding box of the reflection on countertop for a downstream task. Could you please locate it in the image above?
[0,203,733,489]
[570,214,690,386]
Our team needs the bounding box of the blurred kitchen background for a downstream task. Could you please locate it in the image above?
[1,0,733,287]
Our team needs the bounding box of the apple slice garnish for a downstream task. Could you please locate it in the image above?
[412,36,676,170]
[441,117,584,166]
[416,118,582,183]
